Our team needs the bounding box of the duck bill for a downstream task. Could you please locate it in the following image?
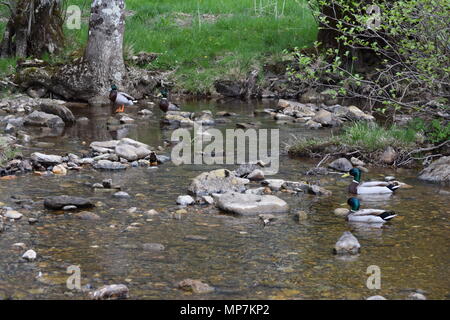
[341,173,351,178]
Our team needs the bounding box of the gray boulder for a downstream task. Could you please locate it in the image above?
[44,196,95,210]
[328,158,353,172]
[24,110,64,128]
[31,152,63,165]
[89,284,129,300]
[214,192,289,216]
[312,109,342,127]
[39,102,76,123]
[418,156,450,183]
[188,169,249,196]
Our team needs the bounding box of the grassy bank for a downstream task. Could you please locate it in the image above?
[0,0,317,94]
[0,136,19,166]
[288,122,423,164]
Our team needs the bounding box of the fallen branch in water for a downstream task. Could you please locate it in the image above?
[396,140,449,167]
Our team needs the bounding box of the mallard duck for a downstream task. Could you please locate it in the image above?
[346,197,397,223]
[158,88,180,113]
[109,84,137,113]
[342,168,400,194]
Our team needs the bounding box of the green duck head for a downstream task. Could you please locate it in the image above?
[342,168,361,182]
[160,87,169,98]
[110,84,118,91]
[347,197,360,211]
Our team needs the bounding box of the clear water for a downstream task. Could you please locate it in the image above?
[0,100,448,300]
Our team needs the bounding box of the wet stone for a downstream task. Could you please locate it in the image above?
[89,284,129,300]
[113,191,130,199]
[177,279,215,294]
[142,243,165,251]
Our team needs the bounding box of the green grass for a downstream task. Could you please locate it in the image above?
[0,0,317,94]
[0,136,19,166]
[289,122,419,156]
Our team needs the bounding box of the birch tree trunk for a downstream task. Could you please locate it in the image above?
[83,0,127,97]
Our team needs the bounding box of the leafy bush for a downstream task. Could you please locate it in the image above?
[289,0,450,112]
[409,118,450,144]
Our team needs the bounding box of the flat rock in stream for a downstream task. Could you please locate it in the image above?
[177,279,215,294]
[213,192,288,216]
[24,110,65,128]
[188,169,249,196]
[93,160,128,170]
[44,196,95,210]
[31,152,63,165]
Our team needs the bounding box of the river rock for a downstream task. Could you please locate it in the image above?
[262,179,285,191]
[22,249,37,261]
[188,169,249,196]
[39,102,76,123]
[328,158,353,172]
[380,146,397,164]
[334,231,360,255]
[52,164,67,175]
[408,292,427,300]
[177,279,215,294]
[346,106,375,121]
[31,152,63,165]
[93,160,127,170]
[74,212,101,220]
[176,195,195,206]
[142,243,165,251]
[350,157,365,166]
[24,110,64,128]
[44,196,95,210]
[334,208,350,217]
[89,284,129,300]
[312,109,342,127]
[367,295,387,300]
[214,192,289,216]
[113,191,130,199]
[418,156,450,183]
[305,119,322,129]
[4,209,23,220]
[247,169,265,181]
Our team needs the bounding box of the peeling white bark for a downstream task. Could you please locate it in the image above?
[84,0,126,98]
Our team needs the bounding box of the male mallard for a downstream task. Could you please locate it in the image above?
[158,87,180,113]
[109,84,137,113]
[342,168,400,194]
[346,197,397,223]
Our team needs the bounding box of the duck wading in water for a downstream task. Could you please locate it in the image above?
[109,84,137,113]
[342,168,401,194]
[345,197,397,223]
[159,88,180,113]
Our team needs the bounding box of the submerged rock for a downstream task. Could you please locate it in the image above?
[177,279,215,294]
[89,284,129,300]
[418,156,450,183]
[214,192,288,216]
[44,196,95,210]
[74,212,101,220]
[142,243,165,252]
[334,231,360,255]
[188,169,249,196]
